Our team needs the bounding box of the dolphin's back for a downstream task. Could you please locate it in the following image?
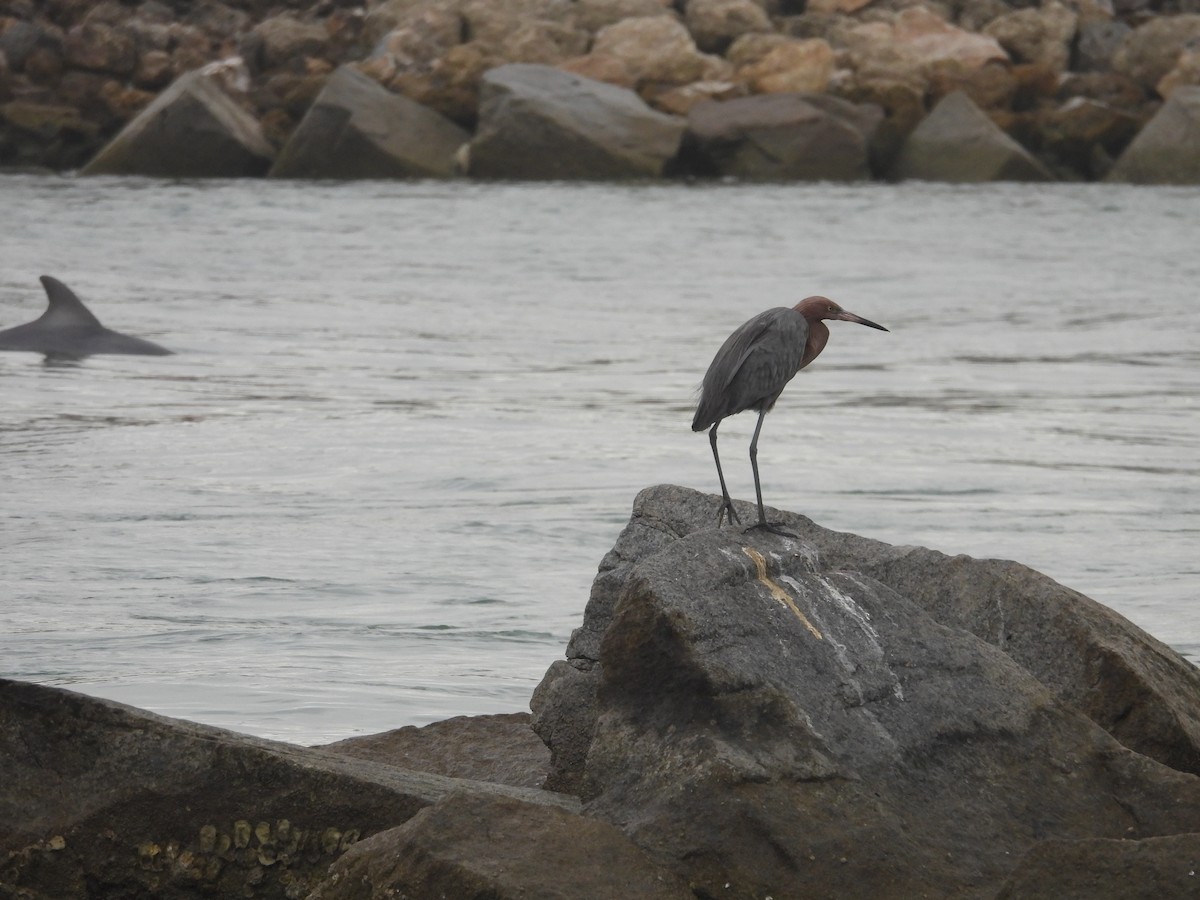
[0,276,173,359]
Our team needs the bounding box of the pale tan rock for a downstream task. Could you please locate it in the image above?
[649,79,747,115]
[983,1,1077,72]
[1156,48,1200,100]
[736,37,835,94]
[1113,15,1200,91]
[844,5,1009,91]
[559,52,639,89]
[461,0,575,47]
[133,49,173,90]
[254,15,330,70]
[374,10,463,68]
[498,20,590,65]
[726,33,790,68]
[591,15,729,85]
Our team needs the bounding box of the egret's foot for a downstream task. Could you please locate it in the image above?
[743,520,798,538]
[717,498,742,527]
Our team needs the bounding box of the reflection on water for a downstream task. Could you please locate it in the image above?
[1,176,1197,743]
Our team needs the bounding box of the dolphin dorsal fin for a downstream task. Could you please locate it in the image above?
[38,276,104,328]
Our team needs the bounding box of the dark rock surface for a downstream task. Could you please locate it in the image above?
[678,91,882,180]
[318,711,550,789]
[0,678,575,900]
[890,89,1053,181]
[994,832,1200,899]
[309,791,694,900]
[1106,85,1200,184]
[532,484,1200,897]
[466,63,686,179]
[269,64,468,179]
[79,68,274,177]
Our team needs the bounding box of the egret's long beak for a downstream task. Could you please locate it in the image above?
[837,310,889,332]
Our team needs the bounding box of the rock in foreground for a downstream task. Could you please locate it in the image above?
[6,484,1200,899]
[0,680,576,900]
[532,484,1200,898]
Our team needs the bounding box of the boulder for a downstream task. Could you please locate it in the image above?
[683,0,774,54]
[1158,46,1200,99]
[308,792,694,900]
[467,63,686,179]
[318,712,551,789]
[251,14,330,70]
[890,89,1052,181]
[843,5,1009,92]
[531,484,1200,898]
[1106,85,1200,184]
[61,21,137,75]
[0,678,576,900]
[982,0,1077,71]
[679,91,882,179]
[460,0,575,48]
[587,14,729,88]
[80,70,274,177]
[733,36,836,94]
[491,19,591,65]
[269,65,468,179]
[1113,14,1200,92]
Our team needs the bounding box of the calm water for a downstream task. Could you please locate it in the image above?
[1,176,1197,744]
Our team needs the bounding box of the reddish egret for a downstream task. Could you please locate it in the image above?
[692,296,888,533]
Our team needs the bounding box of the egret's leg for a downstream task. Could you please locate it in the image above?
[709,423,740,526]
[745,408,796,538]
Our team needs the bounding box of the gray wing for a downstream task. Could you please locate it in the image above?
[692,307,808,431]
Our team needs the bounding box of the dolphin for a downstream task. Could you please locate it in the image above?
[0,276,173,360]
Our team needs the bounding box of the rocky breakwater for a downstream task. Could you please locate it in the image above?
[3,0,1200,182]
[4,483,1200,898]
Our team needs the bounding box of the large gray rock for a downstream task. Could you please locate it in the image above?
[532,484,1200,897]
[270,65,468,179]
[80,70,274,178]
[680,92,882,180]
[0,679,575,900]
[1106,86,1200,184]
[466,63,686,179]
[890,90,1052,181]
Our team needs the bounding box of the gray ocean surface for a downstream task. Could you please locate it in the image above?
[1,175,1197,745]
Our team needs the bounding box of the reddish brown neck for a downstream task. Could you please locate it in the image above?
[800,320,830,372]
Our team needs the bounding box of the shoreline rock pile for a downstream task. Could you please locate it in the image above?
[4,484,1200,898]
[2,0,1200,182]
